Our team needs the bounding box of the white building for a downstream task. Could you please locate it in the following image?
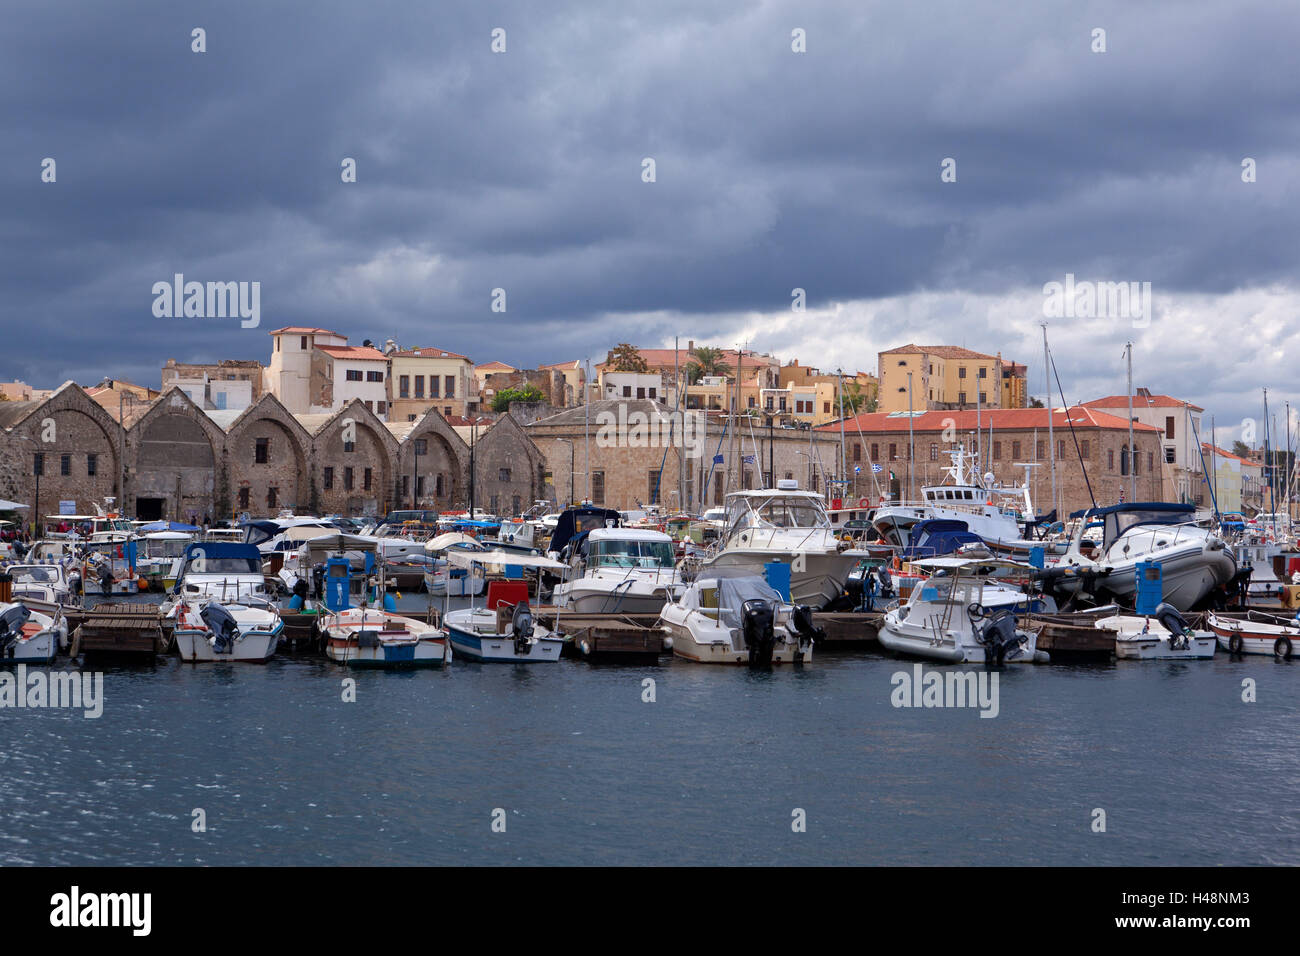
[266,327,348,413]
[171,376,253,412]
[601,371,670,404]
[312,344,388,420]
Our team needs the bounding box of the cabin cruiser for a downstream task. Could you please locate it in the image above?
[877,556,1052,664]
[1094,603,1216,659]
[161,542,273,613]
[442,552,568,662]
[7,563,77,608]
[659,575,820,666]
[0,602,68,663]
[553,527,685,614]
[697,482,856,609]
[1053,503,1236,611]
[172,598,284,662]
[487,517,546,555]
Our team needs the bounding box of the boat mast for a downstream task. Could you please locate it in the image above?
[907,370,915,502]
[1042,324,1056,514]
[1263,387,1271,524]
[1126,341,1135,503]
[838,368,846,499]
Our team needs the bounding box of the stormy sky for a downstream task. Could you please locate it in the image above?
[3,0,1298,445]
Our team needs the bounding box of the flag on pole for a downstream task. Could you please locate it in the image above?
[871,463,883,474]
[743,455,755,464]
[713,454,724,464]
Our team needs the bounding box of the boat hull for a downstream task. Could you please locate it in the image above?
[1207,613,1299,658]
[324,639,449,667]
[174,628,281,663]
[877,617,1047,664]
[443,617,563,663]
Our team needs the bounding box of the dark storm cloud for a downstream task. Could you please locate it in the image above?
[1,0,1297,420]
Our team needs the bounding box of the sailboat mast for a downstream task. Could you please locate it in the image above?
[1043,324,1056,513]
[1126,342,1135,503]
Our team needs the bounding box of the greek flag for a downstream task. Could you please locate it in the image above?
[742,455,755,464]
[871,464,883,474]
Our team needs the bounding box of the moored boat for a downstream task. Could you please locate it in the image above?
[172,598,284,663]
[1094,604,1216,660]
[659,575,820,666]
[319,605,450,667]
[441,551,568,663]
[1206,610,1299,659]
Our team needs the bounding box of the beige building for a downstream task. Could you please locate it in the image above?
[538,360,585,407]
[384,343,478,422]
[877,345,1027,414]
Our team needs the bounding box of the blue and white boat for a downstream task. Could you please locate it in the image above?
[442,550,567,663]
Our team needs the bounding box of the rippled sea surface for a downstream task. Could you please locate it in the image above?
[2,594,1297,865]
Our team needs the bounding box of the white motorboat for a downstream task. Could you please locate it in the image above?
[319,605,450,667]
[162,542,274,613]
[1205,610,1299,659]
[1094,604,1216,659]
[553,527,684,614]
[877,556,1051,664]
[0,602,67,663]
[172,598,284,663]
[441,551,567,662]
[698,482,856,609]
[659,575,820,666]
[7,563,77,607]
[1053,503,1236,611]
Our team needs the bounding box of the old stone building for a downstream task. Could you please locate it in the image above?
[0,383,546,526]
[526,399,842,511]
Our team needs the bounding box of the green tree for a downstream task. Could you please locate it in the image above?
[685,346,731,384]
[607,343,649,372]
[1029,396,1045,408]
[838,381,876,416]
[1231,440,1253,458]
[491,383,545,412]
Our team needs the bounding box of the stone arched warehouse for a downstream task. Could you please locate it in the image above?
[0,383,547,524]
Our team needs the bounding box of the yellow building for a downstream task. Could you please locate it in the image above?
[385,345,478,422]
[877,345,1026,414]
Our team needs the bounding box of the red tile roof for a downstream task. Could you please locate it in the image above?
[1084,394,1204,412]
[269,326,342,336]
[316,345,386,362]
[476,361,516,371]
[817,406,1162,434]
[391,347,469,360]
[1202,443,1259,466]
[879,344,1002,360]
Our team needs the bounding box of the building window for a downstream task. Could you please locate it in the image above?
[1079,440,1089,459]
[648,470,661,504]
[1012,440,1021,459]
[346,369,362,382]
[1165,416,1176,439]
[416,475,426,498]
[853,444,861,462]
[499,468,511,482]
[1121,445,1130,476]
[591,471,605,504]
[929,443,938,461]
[444,407,451,416]
[1165,446,1176,464]
[1133,449,1139,474]
[87,453,97,476]
[407,414,416,422]
[363,468,372,490]
[1036,441,1045,459]
[401,475,409,497]
[399,376,410,398]
[445,376,455,398]
[376,401,385,415]
[1057,440,1065,460]
[871,443,879,461]
[1108,450,1115,470]
[343,439,355,453]
[888,443,897,460]
[413,439,428,456]
[958,367,967,378]
[979,393,986,405]
[300,336,307,350]
[344,467,354,490]
[267,487,278,509]
[1148,452,1154,471]
[324,467,334,489]
[238,487,250,509]
[255,437,269,463]
[993,441,1002,460]
[60,454,71,476]
[650,388,658,399]
[637,387,646,399]
[414,377,424,398]
[430,376,440,398]
[435,474,444,497]
[366,370,383,382]
[978,367,987,379]
[958,392,966,404]
[622,386,632,397]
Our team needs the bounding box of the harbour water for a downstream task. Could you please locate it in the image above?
[2,595,1296,866]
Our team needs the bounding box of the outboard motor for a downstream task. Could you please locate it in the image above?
[971,604,1025,669]
[0,604,31,657]
[199,602,241,654]
[1154,602,1191,650]
[876,565,895,599]
[511,601,534,656]
[843,573,865,612]
[787,604,824,664]
[741,598,776,668]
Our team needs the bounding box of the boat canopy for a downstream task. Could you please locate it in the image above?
[174,542,262,579]
[687,575,785,628]
[446,549,567,571]
[137,520,201,533]
[548,507,621,555]
[724,493,830,533]
[425,532,488,553]
[1068,502,1196,548]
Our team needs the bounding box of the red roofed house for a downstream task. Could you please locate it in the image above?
[1082,389,1205,504]
[816,405,1164,517]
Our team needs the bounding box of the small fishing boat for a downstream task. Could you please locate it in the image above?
[0,602,68,663]
[877,556,1052,664]
[659,575,820,666]
[442,551,567,663]
[1094,604,1216,660]
[172,598,284,663]
[319,606,450,667]
[1205,610,1299,659]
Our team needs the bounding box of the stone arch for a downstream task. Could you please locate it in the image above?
[224,393,312,518]
[471,414,546,517]
[310,400,398,518]
[0,383,124,527]
[394,408,469,511]
[127,389,225,523]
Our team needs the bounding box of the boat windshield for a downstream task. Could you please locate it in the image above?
[184,556,261,574]
[11,566,59,585]
[727,495,829,532]
[1105,508,1192,544]
[590,538,675,569]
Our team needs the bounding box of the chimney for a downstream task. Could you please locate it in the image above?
[688,340,694,351]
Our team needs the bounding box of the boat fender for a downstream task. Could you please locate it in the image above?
[1228,632,1245,655]
[1275,636,1293,661]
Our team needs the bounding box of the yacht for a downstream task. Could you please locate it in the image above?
[697,482,856,609]
[553,527,685,614]
[1053,503,1236,611]
[659,575,820,666]
[877,556,1052,664]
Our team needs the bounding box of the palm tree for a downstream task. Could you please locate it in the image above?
[686,346,731,384]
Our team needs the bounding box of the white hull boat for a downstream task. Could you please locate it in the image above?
[1094,609,1216,660]
[443,607,564,662]
[0,603,67,663]
[553,527,684,615]
[172,599,284,663]
[659,575,819,666]
[320,606,451,667]
[1206,611,1299,659]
